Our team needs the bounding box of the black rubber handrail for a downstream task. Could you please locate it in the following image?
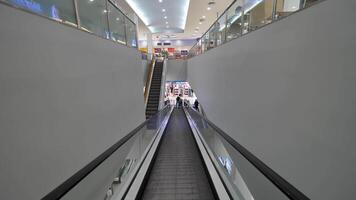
[187,107,310,200]
[41,106,170,200]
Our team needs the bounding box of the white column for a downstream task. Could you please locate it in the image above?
[147,32,153,55]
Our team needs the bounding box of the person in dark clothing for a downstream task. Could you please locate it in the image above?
[194,99,199,111]
[176,95,181,108]
[170,84,174,94]
[179,95,183,107]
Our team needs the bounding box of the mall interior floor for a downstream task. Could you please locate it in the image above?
[141,108,216,200]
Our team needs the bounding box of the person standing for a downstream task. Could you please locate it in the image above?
[176,95,181,108]
[194,99,199,111]
[170,84,174,94]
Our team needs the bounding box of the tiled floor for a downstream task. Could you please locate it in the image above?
[141,108,215,200]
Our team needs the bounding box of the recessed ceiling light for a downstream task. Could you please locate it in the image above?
[166,21,169,24]
[207,7,211,10]
[158,0,163,3]
[202,15,206,19]
[116,17,120,21]
[199,22,202,25]
[164,16,167,19]
[89,0,94,2]
[103,10,107,13]
[162,8,166,12]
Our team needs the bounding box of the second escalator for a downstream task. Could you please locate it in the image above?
[146,61,163,119]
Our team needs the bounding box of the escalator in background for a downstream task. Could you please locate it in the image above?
[146,61,163,119]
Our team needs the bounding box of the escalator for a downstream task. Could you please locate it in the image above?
[145,61,163,119]
[42,106,310,200]
[140,108,216,200]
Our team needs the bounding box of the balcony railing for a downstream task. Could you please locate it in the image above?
[189,0,322,58]
[1,0,138,48]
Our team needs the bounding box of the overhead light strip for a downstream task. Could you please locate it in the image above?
[125,0,150,27]
[180,0,191,30]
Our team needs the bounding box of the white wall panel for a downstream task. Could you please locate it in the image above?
[188,1,356,199]
[0,4,145,199]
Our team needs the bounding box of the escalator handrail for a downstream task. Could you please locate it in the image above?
[187,106,310,200]
[41,105,170,200]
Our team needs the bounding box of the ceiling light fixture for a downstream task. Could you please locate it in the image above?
[159,0,163,3]
[166,21,169,24]
[202,15,206,18]
[162,8,166,12]
[207,7,211,10]
[199,22,202,25]
[164,16,167,19]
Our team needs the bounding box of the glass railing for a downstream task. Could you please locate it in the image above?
[189,0,322,58]
[1,0,138,48]
[41,106,171,200]
[185,106,310,200]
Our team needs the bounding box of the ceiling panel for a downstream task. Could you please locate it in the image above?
[125,0,190,33]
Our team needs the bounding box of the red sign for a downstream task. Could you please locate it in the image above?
[168,48,175,53]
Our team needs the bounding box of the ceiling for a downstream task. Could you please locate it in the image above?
[122,0,234,40]
[173,0,234,40]
[131,0,233,40]
[109,0,301,41]
[125,0,190,34]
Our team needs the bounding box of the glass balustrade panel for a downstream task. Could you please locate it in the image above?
[202,32,209,52]
[226,0,244,42]
[275,0,303,19]
[77,0,110,39]
[303,0,319,8]
[125,19,137,48]
[4,0,77,26]
[107,2,126,45]
[243,0,274,34]
[207,25,217,50]
[216,13,227,46]
[186,107,290,200]
[60,107,171,200]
